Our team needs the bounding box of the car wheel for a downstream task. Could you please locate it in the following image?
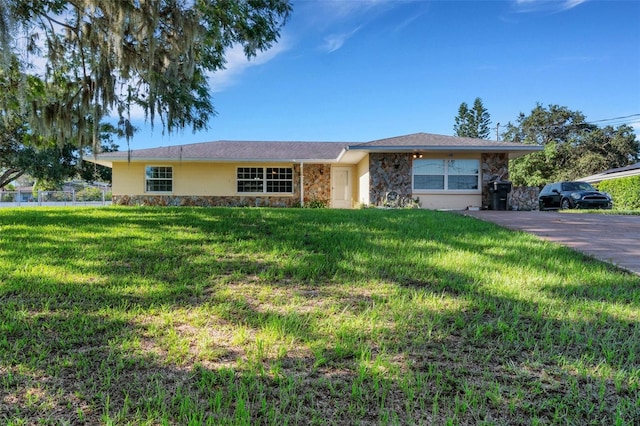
[560,198,571,210]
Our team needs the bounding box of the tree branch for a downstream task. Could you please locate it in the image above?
[0,168,24,188]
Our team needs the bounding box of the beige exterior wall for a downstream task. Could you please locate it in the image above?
[415,193,483,210]
[112,161,335,207]
[112,162,147,195]
[112,161,294,197]
[356,155,370,207]
[175,163,236,195]
[111,151,512,210]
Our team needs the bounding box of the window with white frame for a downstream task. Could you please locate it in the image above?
[145,166,173,192]
[413,159,479,191]
[237,167,264,192]
[237,167,293,193]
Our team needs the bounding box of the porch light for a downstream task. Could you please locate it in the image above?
[413,153,423,159]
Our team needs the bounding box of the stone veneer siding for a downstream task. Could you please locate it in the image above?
[509,186,540,211]
[302,164,331,206]
[481,154,539,210]
[367,152,519,209]
[369,153,413,206]
[113,163,332,207]
[110,156,537,209]
[481,153,509,209]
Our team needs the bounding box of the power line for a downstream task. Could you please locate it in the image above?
[586,113,640,126]
[502,113,640,133]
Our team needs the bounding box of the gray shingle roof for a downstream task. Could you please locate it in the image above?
[101,140,349,162]
[92,133,541,165]
[350,132,536,149]
[599,161,640,175]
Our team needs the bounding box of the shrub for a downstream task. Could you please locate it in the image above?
[306,198,327,208]
[0,192,15,202]
[76,187,106,201]
[598,176,640,210]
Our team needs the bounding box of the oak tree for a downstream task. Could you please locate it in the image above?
[502,104,639,186]
[0,0,292,149]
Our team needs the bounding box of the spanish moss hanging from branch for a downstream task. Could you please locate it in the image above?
[0,0,292,150]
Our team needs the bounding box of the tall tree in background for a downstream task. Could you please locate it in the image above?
[453,102,473,137]
[0,0,292,149]
[1,51,119,188]
[502,104,639,186]
[0,121,120,189]
[453,97,492,139]
[0,112,77,190]
[0,113,29,188]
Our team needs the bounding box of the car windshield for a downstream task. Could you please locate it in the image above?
[561,182,595,191]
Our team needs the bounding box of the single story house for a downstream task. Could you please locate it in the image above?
[579,162,640,184]
[88,132,541,210]
[0,187,36,203]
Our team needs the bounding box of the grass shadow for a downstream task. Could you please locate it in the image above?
[1,207,639,424]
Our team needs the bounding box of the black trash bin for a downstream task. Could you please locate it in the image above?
[488,180,512,210]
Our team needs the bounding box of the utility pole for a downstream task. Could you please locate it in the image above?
[496,123,500,141]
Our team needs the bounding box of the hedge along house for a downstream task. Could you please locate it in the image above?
[89,133,541,209]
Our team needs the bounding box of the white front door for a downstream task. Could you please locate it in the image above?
[332,167,352,208]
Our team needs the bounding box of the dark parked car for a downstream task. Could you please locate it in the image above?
[539,181,613,210]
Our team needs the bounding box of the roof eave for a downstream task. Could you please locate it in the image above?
[581,169,640,183]
[345,145,543,153]
[83,158,113,167]
[88,156,340,164]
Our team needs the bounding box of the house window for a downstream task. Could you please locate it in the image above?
[145,166,173,192]
[447,159,479,190]
[413,159,479,191]
[266,167,293,193]
[237,167,264,192]
[237,167,293,193]
[413,160,445,190]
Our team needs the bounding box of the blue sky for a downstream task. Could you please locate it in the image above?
[129,0,640,149]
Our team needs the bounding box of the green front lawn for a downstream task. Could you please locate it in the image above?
[1,207,638,425]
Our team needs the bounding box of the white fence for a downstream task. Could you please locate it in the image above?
[0,190,112,207]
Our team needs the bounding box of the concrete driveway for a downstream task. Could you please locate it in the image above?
[459,210,640,275]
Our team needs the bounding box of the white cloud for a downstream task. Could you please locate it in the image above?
[209,38,290,91]
[315,0,396,20]
[562,0,588,10]
[117,38,290,121]
[392,9,428,33]
[294,0,404,52]
[322,26,362,53]
[514,0,588,13]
